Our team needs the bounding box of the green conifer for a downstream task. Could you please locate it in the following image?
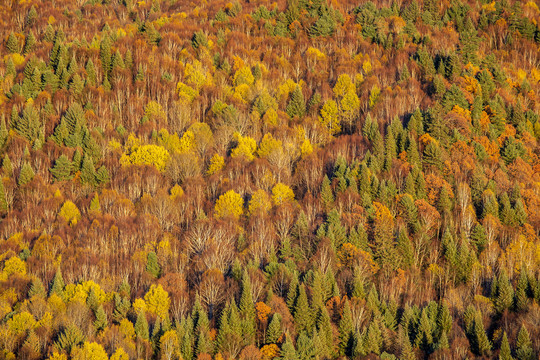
[7,32,20,53]
[338,299,353,356]
[18,161,35,186]
[50,155,72,182]
[516,325,533,360]
[94,305,108,332]
[28,277,46,298]
[146,251,161,278]
[135,311,150,340]
[499,332,513,360]
[286,85,306,119]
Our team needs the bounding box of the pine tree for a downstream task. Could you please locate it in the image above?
[28,278,46,297]
[18,161,35,186]
[364,316,383,355]
[50,155,72,182]
[279,334,298,360]
[86,287,100,311]
[286,85,306,119]
[0,180,7,213]
[266,313,282,344]
[414,308,434,351]
[100,35,112,77]
[50,268,65,298]
[473,311,491,356]
[146,251,161,278]
[338,299,353,356]
[135,311,150,340]
[80,155,97,186]
[320,175,334,209]
[494,269,514,314]
[94,305,108,332]
[515,269,529,312]
[499,332,513,360]
[55,326,85,353]
[240,271,256,345]
[515,325,533,360]
[294,284,312,333]
[23,31,36,55]
[85,59,97,87]
[7,32,20,53]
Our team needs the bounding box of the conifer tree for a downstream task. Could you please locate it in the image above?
[50,155,72,182]
[7,32,19,53]
[135,311,150,340]
[499,332,513,360]
[286,85,306,119]
[338,299,353,356]
[18,161,35,186]
[266,313,282,344]
[50,268,65,298]
[94,305,108,332]
[320,175,334,209]
[515,269,529,312]
[473,311,491,356]
[516,325,533,360]
[365,316,383,355]
[0,180,7,214]
[294,284,312,333]
[23,31,36,55]
[146,251,161,278]
[494,269,514,314]
[239,271,256,345]
[85,59,97,87]
[28,278,45,298]
[279,334,298,360]
[80,155,97,186]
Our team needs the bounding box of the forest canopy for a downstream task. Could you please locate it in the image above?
[0,0,540,359]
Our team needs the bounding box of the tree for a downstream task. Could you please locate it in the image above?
[338,299,353,356]
[135,311,150,340]
[493,270,514,314]
[319,99,340,135]
[7,32,19,53]
[144,284,170,319]
[72,342,108,360]
[50,155,72,182]
[293,284,312,333]
[0,180,7,213]
[515,325,533,360]
[272,183,294,205]
[499,332,513,360]
[286,85,306,119]
[93,305,107,332]
[55,326,85,353]
[266,313,282,344]
[214,190,244,220]
[18,162,35,186]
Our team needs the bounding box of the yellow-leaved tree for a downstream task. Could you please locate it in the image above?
[214,190,244,219]
[248,189,272,216]
[71,342,108,360]
[271,183,294,205]
[58,200,81,225]
[144,284,170,319]
[231,133,257,161]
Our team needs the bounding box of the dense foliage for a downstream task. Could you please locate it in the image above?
[1,0,540,359]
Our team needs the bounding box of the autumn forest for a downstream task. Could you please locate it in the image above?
[1,0,540,359]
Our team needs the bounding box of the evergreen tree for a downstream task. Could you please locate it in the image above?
[239,271,256,345]
[50,268,65,299]
[146,251,161,278]
[18,161,35,186]
[135,311,150,340]
[296,332,316,360]
[320,175,334,209]
[80,155,97,186]
[279,334,298,360]
[0,180,7,213]
[338,299,353,356]
[473,311,491,356]
[293,284,312,333]
[515,325,533,360]
[494,269,514,314]
[515,269,529,312]
[286,85,306,119]
[28,278,46,298]
[50,155,72,182]
[6,32,19,53]
[499,332,513,360]
[93,305,108,332]
[85,59,97,87]
[266,313,282,344]
[364,316,383,355]
[23,31,36,55]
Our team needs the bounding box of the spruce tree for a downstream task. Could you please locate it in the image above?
[23,31,36,55]
[473,311,491,356]
[320,175,334,209]
[279,334,298,360]
[18,161,35,186]
[293,284,312,333]
[50,155,72,182]
[28,278,46,298]
[50,268,65,298]
[146,251,161,278]
[286,85,306,119]
[515,325,533,360]
[6,32,19,53]
[0,180,7,213]
[515,269,529,312]
[499,332,513,360]
[135,311,150,340]
[93,305,108,332]
[338,299,353,356]
[494,269,514,314]
[239,270,256,345]
[266,313,282,344]
[80,155,97,186]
